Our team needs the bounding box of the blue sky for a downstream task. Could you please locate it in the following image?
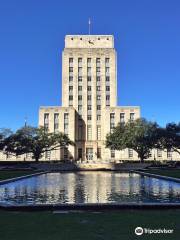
[0,0,180,130]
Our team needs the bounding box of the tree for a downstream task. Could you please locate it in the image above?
[106,118,160,162]
[0,128,13,154]
[2,126,74,162]
[158,123,180,155]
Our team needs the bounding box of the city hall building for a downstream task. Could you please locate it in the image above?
[1,34,179,162]
[39,35,140,161]
[38,35,179,162]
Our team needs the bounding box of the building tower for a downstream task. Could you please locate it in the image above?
[39,35,140,161]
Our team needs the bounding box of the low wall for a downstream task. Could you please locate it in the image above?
[29,162,151,171]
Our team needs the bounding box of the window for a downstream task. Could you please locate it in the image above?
[96,76,101,81]
[110,113,115,122]
[87,76,91,82]
[87,125,92,140]
[69,76,73,82]
[97,105,101,110]
[44,113,49,131]
[78,123,83,140]
[96,58,100,67]
[157,149,162,158]
[69,67,73,72]
[97,115,101,121]
[78,105,82,111]
[54,113,59,132]
[105,67,110,75]
[111,149,115,158]
[78,76,82,82]
[87,115,92,120]
[167,149,172,158]
[78,67,82,76]
[97,126,101,140]
[128,149,133,158]
[78,58,82,67]
[87,95,91,100]
[110,123,115,133]
[97,95,101,100]
[96,67,100,72]
[69,95,73,101]
[45,151,51,160]
[120,113,125,123]
[106,86,110,91]
[105,58,110,67]
[106,76,110,82]
[64,147,68,159]
[87,105,92,110]
[106,95,110,106]
[87,58,91,67]
[69,58,73,63]
[87,67,91,76]
[64,113,69,135]
[87,86,91,91]
[69,86,73,92]
[148,150,152,158]
[96,86,101,91]
[110,113,115,133]
[78,148,82,159]
[97,147,101,158]
[69,58,73,67]
[130,113,135,121]
[78,95,82,100]
[78,86,82,91]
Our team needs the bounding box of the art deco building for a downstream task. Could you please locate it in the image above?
[39,35,141,161]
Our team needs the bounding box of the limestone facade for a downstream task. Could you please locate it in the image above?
[38,35,180,162]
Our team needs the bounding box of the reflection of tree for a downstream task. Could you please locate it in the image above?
[0,172,180,205]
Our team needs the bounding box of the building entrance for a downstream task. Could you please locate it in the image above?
[86,148,93,160]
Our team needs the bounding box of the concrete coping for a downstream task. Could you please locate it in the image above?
[133,170,180,183]
[1,203,180,211]
[0,171,48,185]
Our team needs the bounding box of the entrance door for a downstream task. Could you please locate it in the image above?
[86,148,93,160]
[78,148,82,159]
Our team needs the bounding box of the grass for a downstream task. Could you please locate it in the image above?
[0,170,37,181]
[145,169,180,179]
[0,210,179,240]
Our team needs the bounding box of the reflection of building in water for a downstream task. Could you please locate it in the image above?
[0,173,180,204]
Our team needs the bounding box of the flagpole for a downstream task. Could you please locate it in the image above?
[88,18,91,35]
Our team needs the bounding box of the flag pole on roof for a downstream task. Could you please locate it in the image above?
[88,18,91,35]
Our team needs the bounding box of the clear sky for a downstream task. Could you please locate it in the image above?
[0,0,180,130]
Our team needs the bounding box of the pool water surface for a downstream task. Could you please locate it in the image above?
[0,172,179,205]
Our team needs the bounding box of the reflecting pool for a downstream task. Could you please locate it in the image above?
[0,172,179,205]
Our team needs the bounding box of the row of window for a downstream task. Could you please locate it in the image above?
[70,85,110,91]
[69,58,110,65]
[110,149,173,159]
[69,67,110,76]
[86,125,101,140]
[44,113,69,134]
[69,95,110,101]
[69,76,110,82]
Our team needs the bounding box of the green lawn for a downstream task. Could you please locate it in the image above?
[0,210,179,240]
[145,169,180,179]
[0,170,37,181]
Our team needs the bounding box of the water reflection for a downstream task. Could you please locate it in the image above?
[0,172,179,205]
